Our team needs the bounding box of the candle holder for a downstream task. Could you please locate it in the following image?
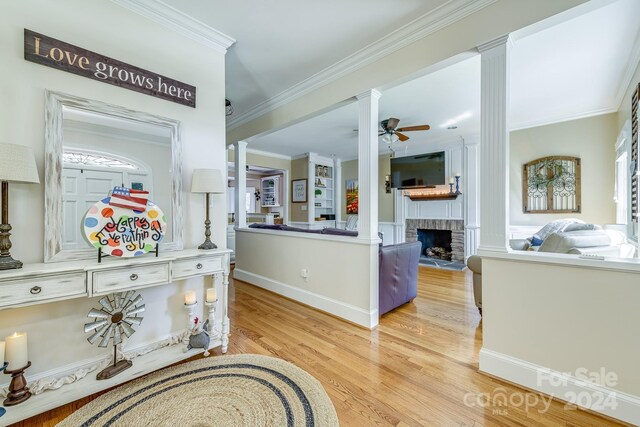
[3,361,31,406]
[0,362,6,417]
[455,176,462,195]
[205,300,219,337]
[448,183,455,194]
[184,302,197,342]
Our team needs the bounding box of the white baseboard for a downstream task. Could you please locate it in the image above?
[233,268,377,329]
[479,348,640,425]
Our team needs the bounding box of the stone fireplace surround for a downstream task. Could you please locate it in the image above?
[405,219,464,262]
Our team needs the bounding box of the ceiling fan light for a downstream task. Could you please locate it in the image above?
[380,133,392,144]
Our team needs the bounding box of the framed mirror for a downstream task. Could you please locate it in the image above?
[44,91,183,262]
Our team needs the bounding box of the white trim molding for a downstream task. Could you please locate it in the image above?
[479,348,640,426]
[226,0,497,130]
[233,269,378,328]
[111,0,236,53]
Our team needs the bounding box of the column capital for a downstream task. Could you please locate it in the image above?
[477,34,513,53]
[232,140,248,149]
[356,89,382,101]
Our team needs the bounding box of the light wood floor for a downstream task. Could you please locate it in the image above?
[14,267,623,426]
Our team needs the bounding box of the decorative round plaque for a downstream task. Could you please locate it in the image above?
[83,197,166,257]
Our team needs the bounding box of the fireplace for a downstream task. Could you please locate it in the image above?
[417,229,452,261]
[405,219,464,263]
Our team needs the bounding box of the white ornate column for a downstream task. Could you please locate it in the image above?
[356,89,381,241]
[463,136,480,258]
[477,35,512,254]
[233,141,247,229]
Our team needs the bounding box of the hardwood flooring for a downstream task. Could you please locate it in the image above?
[13,267,624,426]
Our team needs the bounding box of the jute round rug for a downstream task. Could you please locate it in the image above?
[57,354,339,427]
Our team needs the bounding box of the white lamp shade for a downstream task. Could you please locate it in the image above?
[191,169,224,194]
[0,143,39,183]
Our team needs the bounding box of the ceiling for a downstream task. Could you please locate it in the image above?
[245,0,640,159]
[161,0,451,119]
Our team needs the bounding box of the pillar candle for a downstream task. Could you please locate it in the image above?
[449,177,455,184]
[455,172,461,178]
[206,287,217,303]
[184,291,197,305]
[5,332,28,370]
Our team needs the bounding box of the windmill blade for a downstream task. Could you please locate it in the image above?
[113,325,122,345]
[120,290,135,310]
[99,296,114,312]
[120,321,136,337]
[113,293,122,310]
[98,324,114,348]
[87,324,108,344]
[396,132,410,142]
[87,308,110,319]
[84,319,108,333]
[125,294,143,310]
[386,118,400,130]
[125,316,143,325]
[396,124,430,132]
[125,304,145,317]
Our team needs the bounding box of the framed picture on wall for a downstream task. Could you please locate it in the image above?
[292,179,307,203]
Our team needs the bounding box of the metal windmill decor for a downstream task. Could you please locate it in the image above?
[85,291,145,380]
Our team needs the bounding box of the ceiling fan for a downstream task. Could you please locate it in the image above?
[379,118,430,143]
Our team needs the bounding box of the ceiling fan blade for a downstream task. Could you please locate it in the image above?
[396,132,410,142]
[396,125,430,132]
[386,118,400,130]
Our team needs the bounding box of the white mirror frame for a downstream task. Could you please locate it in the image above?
[44,90,183,262]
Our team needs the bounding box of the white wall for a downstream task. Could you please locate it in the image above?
[510,113,618,226]
[0,0,227,381]
[480,255,640,424]
[234,229,378,328]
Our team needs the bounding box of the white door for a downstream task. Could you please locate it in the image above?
[62,168,123,250]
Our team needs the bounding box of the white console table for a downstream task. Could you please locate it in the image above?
[0,248,232,425]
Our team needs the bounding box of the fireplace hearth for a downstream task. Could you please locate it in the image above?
[417,229,452,261]
[405,219,464,263]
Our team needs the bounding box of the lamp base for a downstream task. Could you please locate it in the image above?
[0,223,22,270]
[198,239,218,250]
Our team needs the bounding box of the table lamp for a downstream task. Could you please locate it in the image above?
[0,144,40,270]
[191,169,224,250]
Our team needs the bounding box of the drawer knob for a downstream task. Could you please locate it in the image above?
[30,286,42,295]
[130,274,138,281]
[196,263,203,270]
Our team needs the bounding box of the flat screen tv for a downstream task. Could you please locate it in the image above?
[390,151,446,188]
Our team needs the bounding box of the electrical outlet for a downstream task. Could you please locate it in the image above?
[301,205,307,211]
[300,268,309,281]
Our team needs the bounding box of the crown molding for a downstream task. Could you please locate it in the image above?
[227,144,292,161]
[226,0,497,130]
[509,106,618,132]
[110,0,235,54]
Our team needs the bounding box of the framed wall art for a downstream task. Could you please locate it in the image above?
[292,179,307,203]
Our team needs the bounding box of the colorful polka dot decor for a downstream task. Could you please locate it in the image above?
[83,197,167,257]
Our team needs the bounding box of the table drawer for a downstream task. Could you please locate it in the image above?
[172,257,222,280]
[0,273,86,308]
[92,263,169,295]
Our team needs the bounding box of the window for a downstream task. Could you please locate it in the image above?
[63,151,140,170]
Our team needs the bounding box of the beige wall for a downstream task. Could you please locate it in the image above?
[234,229,378,327]
[290,157,308,221]
[482,257,640,398]
[227,0,586,145]
[227,149,291,172]
[510,113,617,226]
[340,154,394,222]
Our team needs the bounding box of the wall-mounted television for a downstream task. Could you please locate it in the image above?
[390,151,446,188]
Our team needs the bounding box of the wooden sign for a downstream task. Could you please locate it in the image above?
[24,29,196,108]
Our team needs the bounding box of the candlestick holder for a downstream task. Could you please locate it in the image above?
[3,361,31,406]
[184,302,197,342]
[455,176,462,195]
[205,299,219,337]
[0,362,6,417]
[448,183,455,194]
